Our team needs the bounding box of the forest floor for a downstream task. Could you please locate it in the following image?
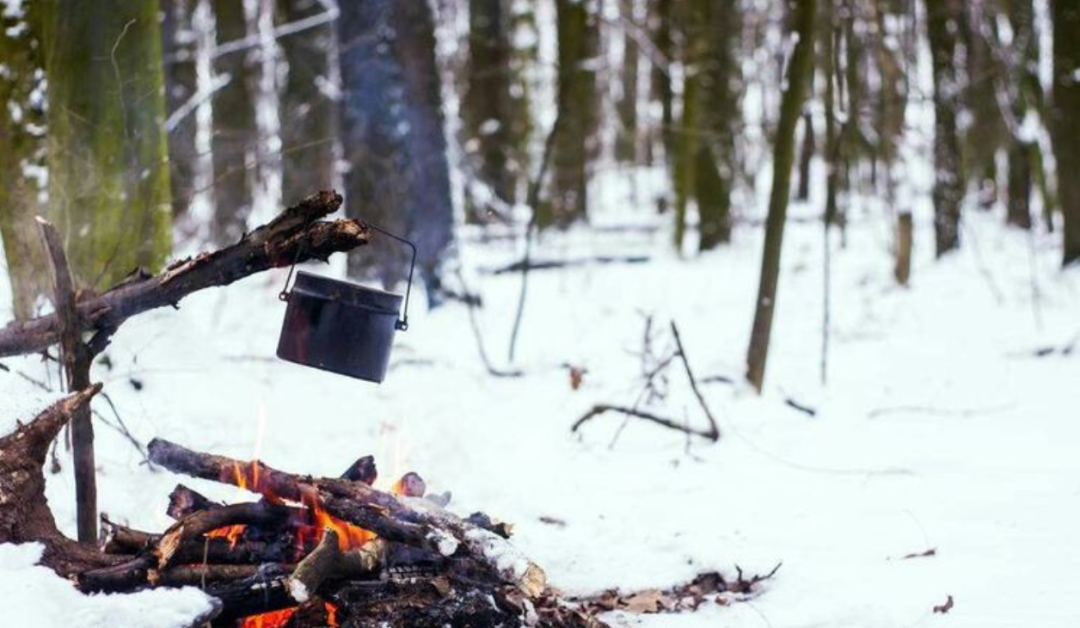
[1,185,1079,628]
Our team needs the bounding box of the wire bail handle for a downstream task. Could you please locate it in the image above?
[277,222,417,332]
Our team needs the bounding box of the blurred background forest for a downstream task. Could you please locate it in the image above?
[1,0,1079,386]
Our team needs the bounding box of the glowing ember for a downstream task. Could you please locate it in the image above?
[239,607,295,628]
[205,524,247,549]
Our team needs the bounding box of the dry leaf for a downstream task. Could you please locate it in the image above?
[622,589,671,614]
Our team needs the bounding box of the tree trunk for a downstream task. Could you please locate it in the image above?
[822,0,840,227]
[38,0,173,291]
[0,4,48,319]
[960,1,1006,209]
[615,1,641,164]
[463,0,515,220]
[211,0,257,245]
[277,0,337,206]
[894,211,912,287]
[923,0,964,256]
[1050,0,1080,265]
[695,0,740,251]
[796,113,815,202]
[338,0,456,296]
[162,0,199,219]
[745,0,817,392]
[543,0,598,227]
[651,0,674,165]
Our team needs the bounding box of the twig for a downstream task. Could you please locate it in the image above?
[508,112,565,363]
[455,270,523,378]
[669,322,720,440]
[866,404,1012,419]
[784,397,817,417]
[572,404,719,442]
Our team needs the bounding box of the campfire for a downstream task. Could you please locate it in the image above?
[75,436,604,628]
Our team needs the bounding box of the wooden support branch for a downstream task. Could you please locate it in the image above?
[288,529,382,602]
[0,191,366,358]
[148,438,547,597]
[37,217,99,543]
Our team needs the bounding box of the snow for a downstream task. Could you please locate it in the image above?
[0,543,214,628]
[2,198,1078,628]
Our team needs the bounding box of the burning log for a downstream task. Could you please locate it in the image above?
[155,501,294,569]
[147,438,548,597]
[287,529,382,603]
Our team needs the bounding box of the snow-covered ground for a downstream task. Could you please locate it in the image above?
[1,191,1078,627]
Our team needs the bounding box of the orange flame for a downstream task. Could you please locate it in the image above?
[302,492,375,551]
[239,607,295,628]
[237,602,339,628]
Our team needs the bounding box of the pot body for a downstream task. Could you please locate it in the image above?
[277,271,403,382]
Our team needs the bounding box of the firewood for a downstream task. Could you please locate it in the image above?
[148,438,548,597]
[340,455,377,484]
[101,517,316,564]
[287,529,382,603]
[204,568,297,624]
[155,501,294,569]
[167,484,220,519]
[0,191,368,359]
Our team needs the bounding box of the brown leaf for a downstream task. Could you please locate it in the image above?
[569,366,586,391]
[621,589,672,614]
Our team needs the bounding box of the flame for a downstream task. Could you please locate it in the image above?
[302,491,375,551]
[205,523,247,549]
[237,603,338,628]
[239,608,295,628]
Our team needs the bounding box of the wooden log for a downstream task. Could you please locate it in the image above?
[288,529,382,603]
[101,518,316,564]
[205,569,297,624]
[0,191,368,358]
[155,501,294,568]
[0,386,125,577]
[167,483,220,519]
[148,438,547,597]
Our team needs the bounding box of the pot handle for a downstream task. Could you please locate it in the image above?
[277,222,416,333]
[364,223,415,332]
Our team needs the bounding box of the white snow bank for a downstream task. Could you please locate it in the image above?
[0,543,215,628]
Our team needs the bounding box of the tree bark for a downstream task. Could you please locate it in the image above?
[277,0,338,205]
[0,4,48,320]
[161,0,199,219]
[543,0,598,227]
[38,0,173,290]
[211,0,258,245]
[338,0,456,296]
[923,0,964,256]
[745,0,817,393]
[1051,0,1080,265]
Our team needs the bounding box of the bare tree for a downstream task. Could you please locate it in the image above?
[745,0,817,392]
[1050,0,1080,265]
[923,0,964,256]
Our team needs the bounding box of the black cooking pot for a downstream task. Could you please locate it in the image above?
[276,227,414,383]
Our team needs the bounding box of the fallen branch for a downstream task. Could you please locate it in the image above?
[0,191,367,358]
[483,255,651,276]
[0,386,125,577]
[572,404,719,441]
